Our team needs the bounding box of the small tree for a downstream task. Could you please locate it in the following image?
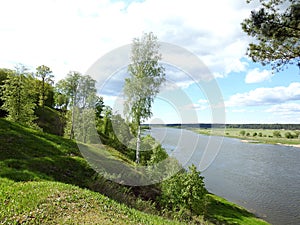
[35,65,54,108]
[285,131,293,139]
[240,130,246,136]
[273,130,282,138]
[124,32,165,163]
[160,164,207,216]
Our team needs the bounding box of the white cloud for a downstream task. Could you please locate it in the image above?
[0,0,255,82]
[231,109,247,113]
[264,103,300,123]
[226,82,300,107]
[265,103,300,115]
[245,68,273,83]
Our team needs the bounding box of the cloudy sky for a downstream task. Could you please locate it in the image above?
[1,0,299,124]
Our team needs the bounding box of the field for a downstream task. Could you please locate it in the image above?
[192,127,300,146]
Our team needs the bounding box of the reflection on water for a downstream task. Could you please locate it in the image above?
[148,127,300,225]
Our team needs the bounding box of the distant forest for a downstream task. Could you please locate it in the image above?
[162,123,300,130]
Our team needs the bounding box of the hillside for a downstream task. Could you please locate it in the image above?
[0,118,269,224]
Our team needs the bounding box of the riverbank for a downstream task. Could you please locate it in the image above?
[191,127,300,147]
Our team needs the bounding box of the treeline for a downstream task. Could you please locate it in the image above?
[226,124,300,130]
[165,123,300,130]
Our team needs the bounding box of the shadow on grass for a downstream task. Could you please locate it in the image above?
[0,119,94,187]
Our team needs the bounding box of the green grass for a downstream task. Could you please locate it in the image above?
[205,194,268,225]
[193,128,300,146]
[0,118,270,224]
[0,178,179,225]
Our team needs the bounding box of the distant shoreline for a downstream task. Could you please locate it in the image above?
[180,127,300,147]
[240,139,300,148]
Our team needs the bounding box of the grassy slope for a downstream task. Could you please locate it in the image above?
[0,119,269,224]
[0,178,180,225]
[0,118,177,224]
[193,128,300,146]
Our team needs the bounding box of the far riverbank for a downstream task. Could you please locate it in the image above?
[190,127,300,147]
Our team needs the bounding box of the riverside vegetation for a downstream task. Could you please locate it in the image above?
[0,119,269,224]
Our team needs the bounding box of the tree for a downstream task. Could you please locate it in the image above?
[56,72,97,140]
[124,32,165,163]
[35,65,54,108]
[59,71,81,139]
[240,130,246,136]
[1,64,37,125]
[0,68,12,117]
[241,0,300,71]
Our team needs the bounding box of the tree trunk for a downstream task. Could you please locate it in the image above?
[136,124,141,164]
[41,77,45,108]
[70,104,75,139]
[70,94,76,139]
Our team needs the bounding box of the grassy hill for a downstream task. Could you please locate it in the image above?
[0,118,269,224]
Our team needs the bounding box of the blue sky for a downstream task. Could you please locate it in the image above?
[0,0,299,124]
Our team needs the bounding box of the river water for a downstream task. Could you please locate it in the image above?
[146,127,300,225]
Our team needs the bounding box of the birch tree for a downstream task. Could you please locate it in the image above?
[124,32,165,163]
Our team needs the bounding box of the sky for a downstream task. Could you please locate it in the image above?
[0,0,299,124]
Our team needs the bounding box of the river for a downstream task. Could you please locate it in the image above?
[146,127,300,225]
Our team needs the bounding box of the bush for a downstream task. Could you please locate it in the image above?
[253,132,257,137]
[273,130,281,138]
[159,164,207,217]
[239,130,246,136]
[258,132,262,137]
[285,132,293,139]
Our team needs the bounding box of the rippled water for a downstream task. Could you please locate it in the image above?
[147,127,300,225]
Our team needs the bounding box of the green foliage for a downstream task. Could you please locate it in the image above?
[95,96,104,119]
[0,68,12,117]
[285,131,293,138]
[0,65,37,126]
[56,72,97,140]
[160,164,207,217]
[241,0,300,71]
[240,130,246,136]
[124,32,165,126]
[111,113,133,146]
[34,106,66,136]
[35,65,54,108]
[124,32,165,163]
[253,132,257,137]
[273,130,281,137]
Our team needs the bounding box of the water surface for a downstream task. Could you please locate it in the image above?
[147,127,300,225]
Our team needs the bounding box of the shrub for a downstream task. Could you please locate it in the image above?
[239,130,246,136]
[159,164,207,217]
[285,132,293,139]
[273,131,281,138]
[258,132,262,137]
[253,132,257,137]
